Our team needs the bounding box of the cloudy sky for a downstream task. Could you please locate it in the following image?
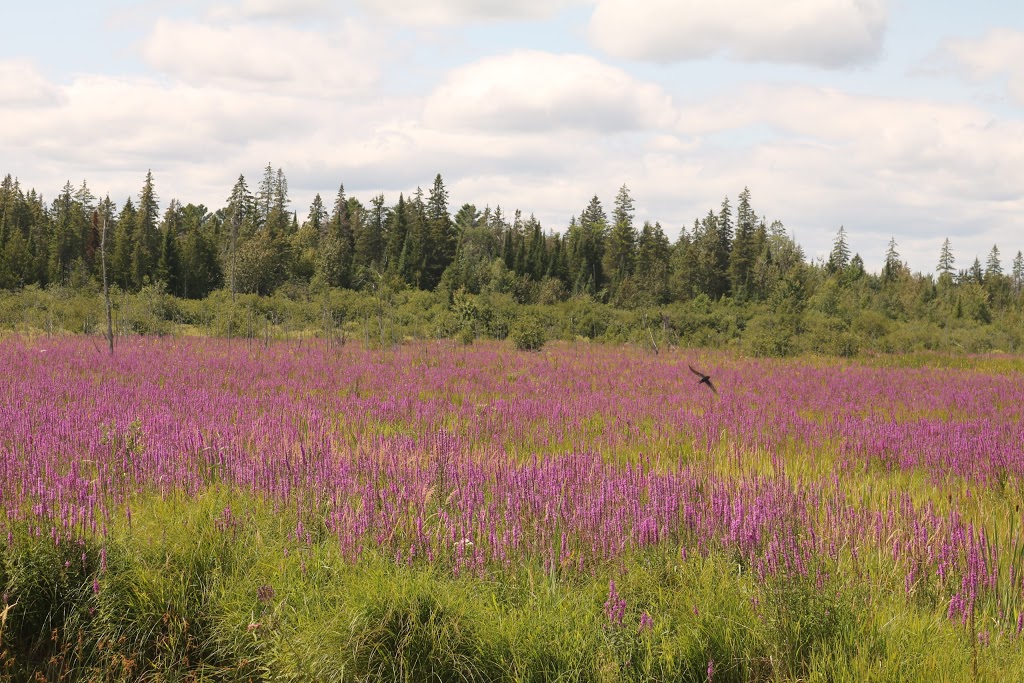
[2,0,1023,272]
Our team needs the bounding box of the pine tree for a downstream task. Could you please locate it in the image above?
[425,173,455,288]
[308,194,328,239]
[969,256,984,284]
[826,225,850,274]
[49,181,78,284]
[326,184,354,287]
[729,188,757,297]
[526,214,546,280]
[937,238,955,276]
[157,215,182,295]
[985,244,1002,278]
[570,195,607,296]
[1012,251,1024,293]
[179,204,221,299]
[355,194,386,273]
[716,196,733,293]
[604,184,636,294]
[111,198,135,289]
[132,170,160,288]
[882,237,901,283]
[636,220,671,302]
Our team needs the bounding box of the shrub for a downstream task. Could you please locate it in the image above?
[510,315,546,351]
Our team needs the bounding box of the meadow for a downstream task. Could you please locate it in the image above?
[1,335,1023,681]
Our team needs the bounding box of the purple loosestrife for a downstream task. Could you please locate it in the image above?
[1,337,1023,630]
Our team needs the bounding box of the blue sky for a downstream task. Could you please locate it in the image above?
[2,0,1023,272]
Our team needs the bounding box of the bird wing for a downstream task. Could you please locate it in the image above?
[706,378,718,395]
[687,364,705,378]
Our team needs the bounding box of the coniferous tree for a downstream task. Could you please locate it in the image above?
[729,188,756,297]
[985,244,1002,278]
[110,198,136,290]
[604,184,637,295]
[355,194,386,274]
[179,204,220,298]
[568,195,607,296]
[635,220,671,303]
[132,170,160,289]
[329,184,354,288]
[969,256,984,284]
[525,214,546,280]
[936,237,956,289]
[882,237,901,284]
[49,181,78,285]
[307,194,328,239]
[826,225,850,274]
[1012,251,1024,293]
[716,196,733,293]
[425,173,456,289]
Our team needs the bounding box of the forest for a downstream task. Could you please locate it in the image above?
[1,167,1022,355]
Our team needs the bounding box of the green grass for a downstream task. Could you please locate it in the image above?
[2,488,1023,682]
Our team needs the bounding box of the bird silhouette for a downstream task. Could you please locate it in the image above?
[688,364,718,395]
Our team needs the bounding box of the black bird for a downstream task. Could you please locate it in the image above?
[688,365,718,395]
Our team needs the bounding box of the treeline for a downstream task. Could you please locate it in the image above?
[1,168,1023,355]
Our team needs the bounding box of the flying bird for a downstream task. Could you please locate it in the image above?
[688,365,718,395]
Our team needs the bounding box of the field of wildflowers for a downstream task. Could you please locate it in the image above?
[1,335,1023,681]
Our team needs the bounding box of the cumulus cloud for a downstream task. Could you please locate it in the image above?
[589,0,887,67]
[0,60,64,107]
[141,17,378,95]
[424,51,677,133]
[938,29,1024,105]
[352,0,586,26]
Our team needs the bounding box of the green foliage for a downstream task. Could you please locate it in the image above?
[510,314,547,351]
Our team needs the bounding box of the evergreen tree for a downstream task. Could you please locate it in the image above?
[355,194,386,273]
[881,237,901,283]
[155,199,183,294]
[635,220,671,303]
[328,184,354,288]
[132,170,160,288]
[49,181,78,285]
[985,244,1002,278]
[307,194,328,239]
[179,204,220,298]
[525,214,546,280]
[425,174,456,288]
[716,196,733,293]
[110,198,135,289]
[729,188,757,297]
[604,184,637,294]
[826,225,850,274]
[937,238,955,276]
[1012,251,1024,293]
[569,195,607,296]
[969,256,984,284]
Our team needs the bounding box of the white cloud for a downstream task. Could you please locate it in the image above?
[206,0,333,21]
[0,60,64,107]
[939,29,1024,105]
[141,17,378,95]
[424,51,677,133]
[352,0,586,26]
[589,0,887,67]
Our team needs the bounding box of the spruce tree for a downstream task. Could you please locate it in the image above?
[1012,251,1023,292]
[826,225,850,274]
[729,188,756,296]
[985,244,1002,278]
[882,237,901,283]
[604,184,637,293]
[132,170,160,288]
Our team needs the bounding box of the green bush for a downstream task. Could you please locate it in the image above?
[510,315,547,351]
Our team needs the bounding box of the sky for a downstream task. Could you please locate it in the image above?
[2,0,1023,273]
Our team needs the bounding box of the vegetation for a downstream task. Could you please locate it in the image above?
[2,338,1024,680]
[1,170,1022,356]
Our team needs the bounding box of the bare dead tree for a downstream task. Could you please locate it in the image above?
[95,210,114,354]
